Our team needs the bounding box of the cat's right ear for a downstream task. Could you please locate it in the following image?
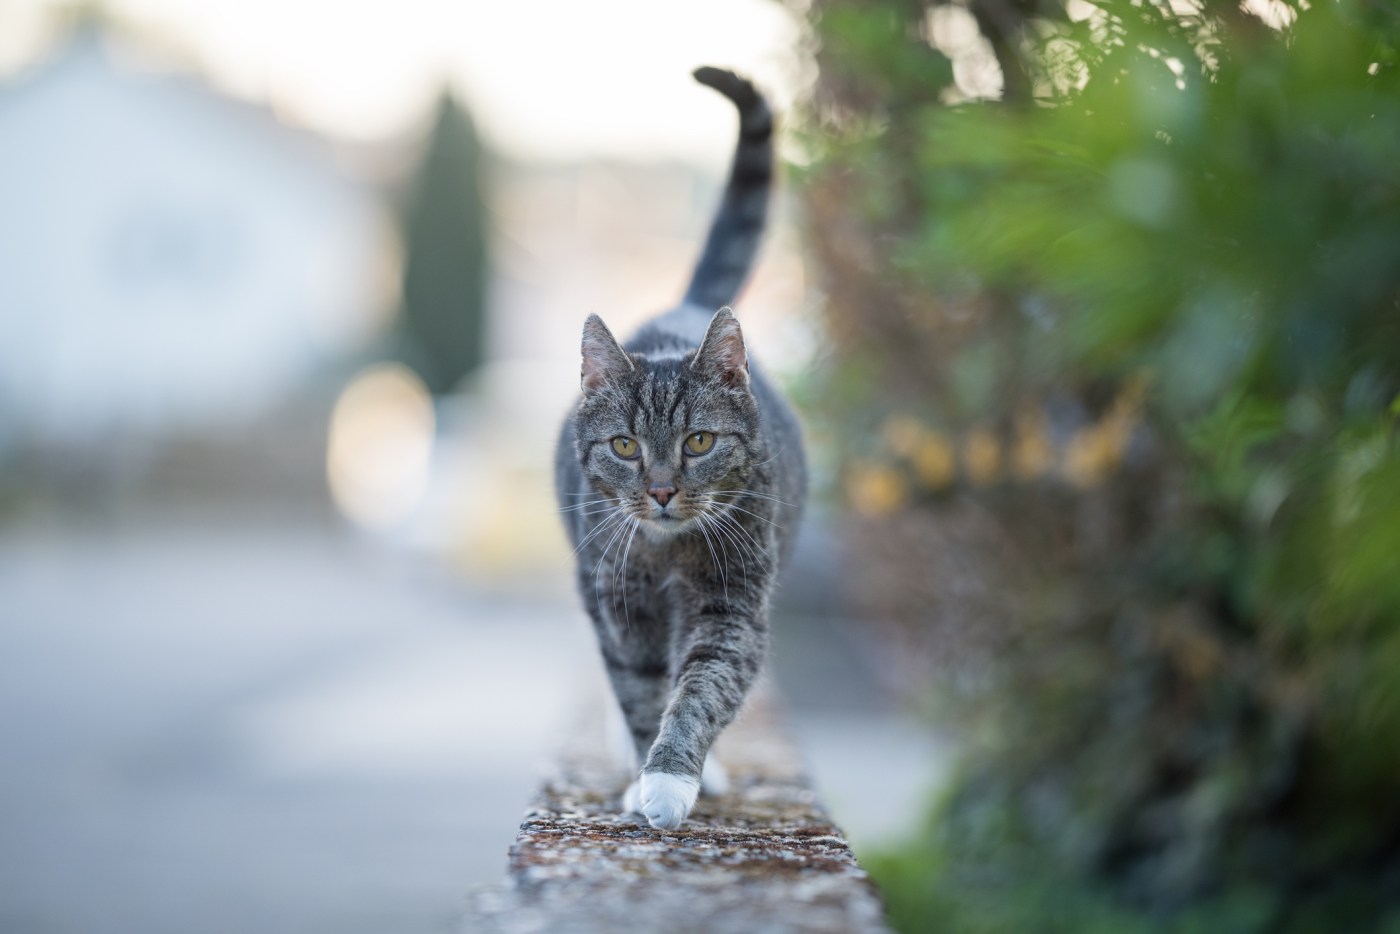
[581,314,633,395]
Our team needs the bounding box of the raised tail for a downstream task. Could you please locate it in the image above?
[683,67,774,312]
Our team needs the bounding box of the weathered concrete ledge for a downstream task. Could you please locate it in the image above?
[461,691,890,933]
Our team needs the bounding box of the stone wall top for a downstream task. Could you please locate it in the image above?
[462,692,890,933]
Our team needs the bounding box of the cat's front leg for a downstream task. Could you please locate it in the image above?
[637,612,768,829]
[625,751,728,816]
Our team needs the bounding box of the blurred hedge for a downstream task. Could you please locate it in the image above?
[399,89,491,395]
[798,0,1400,929]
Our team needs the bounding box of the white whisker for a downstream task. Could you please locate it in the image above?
[695,514,728,602]
[704,512,751,589]
[572,507,626,555]
[706,489,798,509]
[613,519,641,631]
[752,447,785,469]
[707,510,765,575]
[575,504,629,519]
[712,499,781,530]
[706,512,738,587]
[557,496,622,513]
[591,514,635,607]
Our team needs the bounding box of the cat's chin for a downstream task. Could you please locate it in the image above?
[639,514,695,540]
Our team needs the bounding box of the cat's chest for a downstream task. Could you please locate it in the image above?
[624,530,706,583]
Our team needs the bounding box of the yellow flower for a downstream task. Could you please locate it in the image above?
[880,415,927,458]
[1155,609,1223,683]
[1115,371,1151,416]
[847,462,907,516]
[1062,422,1123,488]
[963,429,1002,486]
[1061,377,1149,488]
[912,433,956,490]
[880,415,955,491]
[1012,412,1053,480]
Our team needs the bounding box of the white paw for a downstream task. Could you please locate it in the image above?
[700,753,730,797]
[622,779,643,814]
[638,771,700,830]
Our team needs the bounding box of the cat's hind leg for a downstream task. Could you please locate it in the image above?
[600,652,670,817]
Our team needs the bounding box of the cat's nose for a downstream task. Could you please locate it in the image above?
[648,484,677,507]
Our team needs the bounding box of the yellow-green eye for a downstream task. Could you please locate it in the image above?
[684,431,715,456]
[611,436,640,459]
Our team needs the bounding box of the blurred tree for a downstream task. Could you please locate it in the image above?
[799,0,1400,930]
[399,89,490,395]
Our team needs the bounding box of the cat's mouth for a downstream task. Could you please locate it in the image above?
[636,502,700,533]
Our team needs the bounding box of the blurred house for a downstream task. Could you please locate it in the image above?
[0,27,389,457]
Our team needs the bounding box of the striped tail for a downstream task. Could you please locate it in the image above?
[683,67,774,312]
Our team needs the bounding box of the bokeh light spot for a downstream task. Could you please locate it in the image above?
[327,363,435,530]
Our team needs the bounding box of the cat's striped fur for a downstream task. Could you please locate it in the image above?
[554,67,806,830]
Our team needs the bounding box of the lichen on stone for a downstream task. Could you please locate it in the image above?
[462,693,890,933]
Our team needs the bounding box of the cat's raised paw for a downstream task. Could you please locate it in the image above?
[638,770,700,830]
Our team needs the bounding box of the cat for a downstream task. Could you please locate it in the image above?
[553,67,806,830]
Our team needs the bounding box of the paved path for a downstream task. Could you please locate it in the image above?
[0,521,593,934]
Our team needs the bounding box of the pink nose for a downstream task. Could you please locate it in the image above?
[648,485,677,507]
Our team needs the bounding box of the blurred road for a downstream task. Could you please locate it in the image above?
[0,516,941,934]
[0,520,596,934]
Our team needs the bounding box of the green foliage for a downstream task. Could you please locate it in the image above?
[803,0,1400,927]
[399,90,491,395]
[865,831,1284,934]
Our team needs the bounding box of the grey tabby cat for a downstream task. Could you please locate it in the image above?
[554,67,806,830]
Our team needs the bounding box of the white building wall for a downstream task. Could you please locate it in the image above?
[0,33,386,447]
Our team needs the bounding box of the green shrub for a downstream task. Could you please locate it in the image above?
[801,0,1400,927]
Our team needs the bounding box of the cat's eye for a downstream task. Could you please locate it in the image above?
[684,431,715,456]
[610,436,640,459]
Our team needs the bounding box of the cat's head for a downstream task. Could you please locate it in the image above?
[573,308,759,534]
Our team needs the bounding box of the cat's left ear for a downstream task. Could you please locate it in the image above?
[581,314,633,395]
[693,307,749,390]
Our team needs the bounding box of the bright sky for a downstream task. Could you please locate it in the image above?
[1,0,805,160]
